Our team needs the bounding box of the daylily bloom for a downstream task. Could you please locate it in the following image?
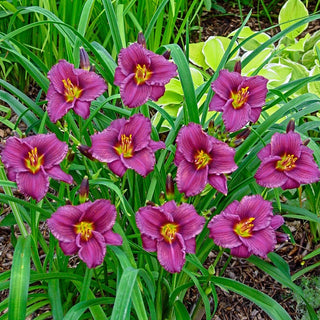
[136,200,205,273]
[208,195,284,258]
[47,199,122,269]
[209,69,268,132]
[174,123,237,197]
[1,134,73,201]
[254,131,320,190]
[46,59,107,122]
[89,114,165,177]
[114,42,177,108]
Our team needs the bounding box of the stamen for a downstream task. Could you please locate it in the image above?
[161,223,179,243]
[234,217,255,238]
[194,150,212,170]
[62,78,83,102]
[231,86,249,109]
[134,64,152,85]
[114,134,134,158]
[74,221,94,241]
[24,147,44,174]
[276,153,298,171]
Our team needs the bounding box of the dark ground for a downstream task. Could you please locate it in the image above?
[1,1,320,319]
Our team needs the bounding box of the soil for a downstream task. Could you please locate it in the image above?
[1,1,320,319]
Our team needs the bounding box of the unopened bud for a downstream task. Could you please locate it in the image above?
[234,60,242,74]
[79,176,89,203]
[137,32,146,48]
[166,173,174,200]
[146,200,156,206]
[159,191,165,204]
[80,47,91,71]
[303,138,310,146]
[235,127,251,140]
[78,145,95,161]
[89,64,96,72]
[286,119,295,133]
[276,231,289,243]
[162,50,171,60]
[66,149,75,163]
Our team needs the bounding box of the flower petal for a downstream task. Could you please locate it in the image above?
[149,85,165,101]
[16,168,49,201]
[176,159,208,197]
[271,215,284,230]
[121,148,155,177]
[208,173,228,195]
[222,100,250,132]
[209,94,227,112]
[108,159,127,177]
[141,234,157,252]
[270,132,301,158]
[244,76,268,108]
[102,230,123,246]
[230,244,251,258]
[47,87,73,123]
[78,71,107,101]
[184,238,196,254]
[59,241,79,255]
[77,231,106,268]
[172,203,205,240]
[280,177,300,190]
[208,213,242,248]
[114,67,127,86]
[211,70,242,99]
[249,106,262,123]
[73,100,91,119]
[149,140,166,152]
[46,166,73,184]
[257,144,271,161]
[136,206,173,240]
[157,234,186,273]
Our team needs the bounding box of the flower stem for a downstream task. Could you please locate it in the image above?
[80,267,93,302]
[156,267,164,320]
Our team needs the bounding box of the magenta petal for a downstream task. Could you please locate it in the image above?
[223,200,240,215]
[237,195,272,231]
[149,85,165,101]
[270,132,301,157]
[240,227,276,258]
[78,71,107,101]
[244,76,268,108]
[73,100,91,119]
[59,241,79,255]
[280,177,300,190]
[208,213,242,248]
[84,199,116,233]
[77,231,106,268]
[114,67,127,86]
[211,70,242,98]
[149,140,165,152]
[121,148,155,177]
[249,106,262,123]
[47,205,83,242]
[184,238,196,254]
[147,52,177,85]
[174,149,185,166]
[120,74,151,108]
[122,114,151,151]
[161,200,177,215]
[108,159,127,177]
[157,234,186,273]
[230,245,251,258]
[103,230,123,246]
[46,166,73,184]
[209,94,226,112]
[208,142,237,174]
[1,137,31,171]
[176,123,211,163]
[47,88,73,123]
[254,157,287,188]
[257,144,271,161]
[136,206,172,240]
[208,173,228,194]
[16,168,49,201]
[141,234,157,252]
[172,203,205,239]
[176,160,208,197]
[90,128,120,163]
[222,100,250,132]
[6,168,17,181]
[271,215,284,230]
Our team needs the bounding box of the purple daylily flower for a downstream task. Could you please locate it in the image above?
[209,69,268,132]
[1,134,73,201]
[47,199,123,269]
[89,114,165,177]
[208,195,285,258]
[46,59,107,122]
[136,200,205,273]
[114,43,177,108]
[174,123,237,197]
[254,131,320,190]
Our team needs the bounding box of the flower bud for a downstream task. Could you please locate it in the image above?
[286,119,295,133]
[234,60,242,74]
[146,200,156,206]
[162,50,171,60]
[235,127,251,140]
[79,176,89,203]
[159,191,165,205]
[137,32,146,48]
[166,173,175,200]
[66,149,75,163]
[80,47,91,71]
[78,145,95,161]
[303,138,310,146]
[276,231,289,243]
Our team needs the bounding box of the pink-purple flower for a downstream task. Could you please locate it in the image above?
[46,59,107,122]
[209,69,268,132]
[208,195,284,258]
[254,131,320,190]
[136,200,205,273]
[89,114,165,177]
[1,134,73,201]
[174,123,237,197]
[114,43,177,108]
[47,199,122,269]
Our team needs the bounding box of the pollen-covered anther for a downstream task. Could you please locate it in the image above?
[276,153,298,171]
[24,147,44,174]
[231,86,249,109]
[114,134,134,158]
[161,223,179,243]
[234,217,255,238]
[62,78,83,102]
[194,150,212,170]
[134,64,152,85]
[75,221,95,241]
